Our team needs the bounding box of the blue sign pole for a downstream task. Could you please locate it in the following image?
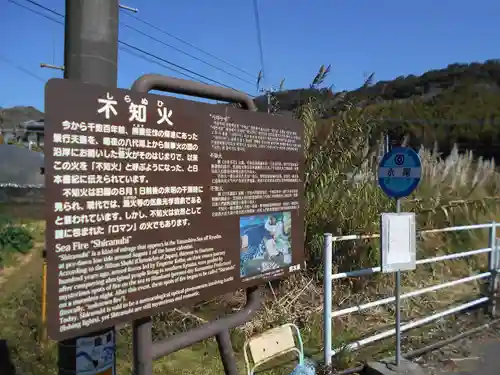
[378,146,422,367]
[378,147,422,200]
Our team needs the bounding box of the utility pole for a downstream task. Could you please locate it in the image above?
[265,90,271,113]
[57,1,119,374]
[63,0,119,84]
[259,86,278,114]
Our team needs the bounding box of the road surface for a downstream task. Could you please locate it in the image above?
[415,325,500,375]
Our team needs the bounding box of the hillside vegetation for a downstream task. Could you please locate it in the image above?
[259,59,500,160]
[259,59,500,114]
[1,60,500,374]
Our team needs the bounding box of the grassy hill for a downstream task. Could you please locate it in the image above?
[257,59,500,114]
[0,106,43,130]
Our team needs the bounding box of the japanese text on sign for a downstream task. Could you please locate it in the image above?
[378,167,420,178]
[44,79,305,340]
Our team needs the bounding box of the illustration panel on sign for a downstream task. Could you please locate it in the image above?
[76,330,115,375]
[240,212,293,277]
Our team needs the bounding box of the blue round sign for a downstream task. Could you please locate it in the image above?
[378,147,422,198]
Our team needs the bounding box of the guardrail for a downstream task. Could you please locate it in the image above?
[323,222,500,367]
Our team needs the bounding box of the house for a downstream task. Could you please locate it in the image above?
[0,119,45,147]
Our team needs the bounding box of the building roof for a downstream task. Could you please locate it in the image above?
[0,144,44,186]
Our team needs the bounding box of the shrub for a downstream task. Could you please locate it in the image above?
[0,216,34,265]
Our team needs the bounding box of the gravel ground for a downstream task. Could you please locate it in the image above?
[412,321,500,375]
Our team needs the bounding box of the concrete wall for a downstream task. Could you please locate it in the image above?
[0,186,44,204]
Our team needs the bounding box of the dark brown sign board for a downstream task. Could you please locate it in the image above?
[44,78,304,340]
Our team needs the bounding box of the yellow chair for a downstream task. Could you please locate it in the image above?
[243,323,315,375]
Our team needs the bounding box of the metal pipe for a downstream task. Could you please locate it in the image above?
[330,223,494,243]
[330,297,489,356]
[119,4,139,12]
[395,199,402,367]
[487,222,498,316]
[331,233,380,242]
[332,266,381,280]
[323,233,333,367]
[41,258,48,346]
[216,330,239,375]
[152,287,261,359]
[332,247,492,281]
[416,247,491,265]
[332,272,491,318]
[131,74,257,111]
[133,317,153,375]
[395,268,402,366]
[421,223,493,234]
[40,63,65,71]
[130,74,262,369]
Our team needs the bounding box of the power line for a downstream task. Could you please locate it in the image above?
[0,54,47,83]
[9,0,206,84]
[120,22,256,86]
[23,0,256,80]
[8,0,62,24]
[121,11,256,79]
[10,0,253,94]
[119,40,240,90]
[253,0,266,84]
[18,0,256,88]
[118,46,210,85]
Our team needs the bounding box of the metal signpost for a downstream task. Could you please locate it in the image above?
[377,146,422,367]
[128,74,271,375]
[57,1,120,374]
[44,77,305,374]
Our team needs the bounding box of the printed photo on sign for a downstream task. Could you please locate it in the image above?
[76,331,115,375]
[239,212,293,277]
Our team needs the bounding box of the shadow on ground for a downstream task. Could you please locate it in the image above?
[0,340,17,375]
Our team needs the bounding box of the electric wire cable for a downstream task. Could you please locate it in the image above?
[10,0,252,94]
[120,21,256,86]
[119,40,242,90]
[0,54,47,83]
[253,0,266,84]
[121,11,256,79]
[17,0,256,89]
[9,0,214,85]
[118,46,211,85]
[8,0,62,24]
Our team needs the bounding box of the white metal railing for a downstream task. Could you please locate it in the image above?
[323,222,500,366]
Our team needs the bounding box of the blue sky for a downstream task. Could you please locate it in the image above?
[1,0,499,111]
